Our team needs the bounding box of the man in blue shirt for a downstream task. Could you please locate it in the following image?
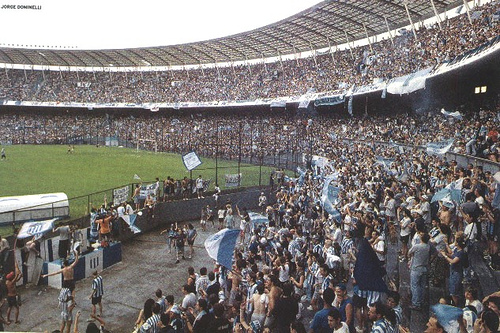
[310,287,335,333]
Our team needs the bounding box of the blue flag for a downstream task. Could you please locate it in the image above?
[431,304,463,333]
[353,238,388,292]
[204,229,240,269]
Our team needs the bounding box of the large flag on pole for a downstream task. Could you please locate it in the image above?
[204,229,240,269]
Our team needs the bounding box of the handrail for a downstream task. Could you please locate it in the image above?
[342,138,500,173]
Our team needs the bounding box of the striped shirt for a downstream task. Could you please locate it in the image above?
[392,305,402,333]
[340,238,354,254]
[145,313,161,333]
[371,318,394,333]
[246,283,258,312]
[322,274,334,292]
[313,244,324,257]
[58,288,73,321]
[92,275,104,298]
[354,288,382,306]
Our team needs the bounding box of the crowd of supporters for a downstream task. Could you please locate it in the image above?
[126,108,500,332]
[1,103,500,163]
[0,1,498,104]
[0,2,499,332]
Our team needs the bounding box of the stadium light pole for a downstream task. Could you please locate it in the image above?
[215,120,219,189]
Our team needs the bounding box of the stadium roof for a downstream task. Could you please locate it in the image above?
[0,0,462,68]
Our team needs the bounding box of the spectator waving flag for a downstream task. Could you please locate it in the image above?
[204,228,240,269]
[440,108,463,120]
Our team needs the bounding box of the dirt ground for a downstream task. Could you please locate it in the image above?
[9,222,216,332]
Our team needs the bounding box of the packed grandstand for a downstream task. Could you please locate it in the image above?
[0,0,500,332]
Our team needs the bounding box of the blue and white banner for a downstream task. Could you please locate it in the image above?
[311,155,329,169]
[432,178,463,206]
[121,214,141,234]
[139,182,159,200]
[298,100,311,109]
[320,173,340,216]
[426,139,454,155]
[440,108,463,120]
[313,95,345,107]
[204,228,240,269]
[270,100,286,108]
[386,66,432,95]
[17,219,56,239]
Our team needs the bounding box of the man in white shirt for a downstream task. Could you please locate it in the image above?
[328,308,349,333]
[180,284,197,311]
[258,192,267,213]
[195,175,204,199]
[116,203,126,218]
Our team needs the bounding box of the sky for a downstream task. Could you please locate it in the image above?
[0,0,321,50]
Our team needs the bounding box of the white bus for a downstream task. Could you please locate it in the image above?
[0,193,70,225]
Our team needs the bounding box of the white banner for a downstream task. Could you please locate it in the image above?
[387,67,432,95]
[440,108,463,120]
[426,138,454,155]
[113,186,129,206]
[225,174,242,187]
[182,151,202,171]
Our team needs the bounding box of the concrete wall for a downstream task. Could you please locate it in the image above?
[118,186,274,241]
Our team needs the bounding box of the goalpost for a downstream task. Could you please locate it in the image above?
[136,138,158,153]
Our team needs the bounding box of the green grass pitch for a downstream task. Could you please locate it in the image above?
[0,145,274,231]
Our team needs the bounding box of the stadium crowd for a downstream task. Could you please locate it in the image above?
[0,1,498,104]
[121,114,500,333]
[1,103,500,163]
[23,98,494,332]
[0,2,499,332]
